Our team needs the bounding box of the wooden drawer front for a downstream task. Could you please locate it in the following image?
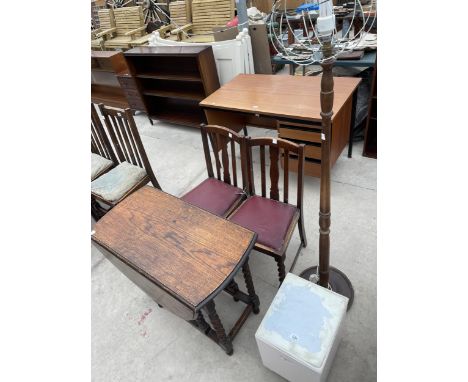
[118,76,138,90]
[304,145,321,160]
[278,127,321,144]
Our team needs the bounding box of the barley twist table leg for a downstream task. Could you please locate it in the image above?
[195,311,210,334]
[242,261,260,314]
[204,300,233,355]
[226,279,241,301]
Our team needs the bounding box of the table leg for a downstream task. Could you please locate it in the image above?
[204,300,233,355]
[225,280,241,301]
[348,89,358,158]
[195,311,210,334]
[242,261,260,314]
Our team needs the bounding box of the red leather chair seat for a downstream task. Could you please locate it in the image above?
[229,196,297,252]
[181,178,243,217]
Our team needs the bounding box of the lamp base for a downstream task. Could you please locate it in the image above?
[299,266,354,311]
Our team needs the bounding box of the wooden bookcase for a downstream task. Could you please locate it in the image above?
[363,64,377,158]
[91,51,130,109]
[121,46,220,128]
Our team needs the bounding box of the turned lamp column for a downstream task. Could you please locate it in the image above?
[299,37,355,310]
[318,39,334,288]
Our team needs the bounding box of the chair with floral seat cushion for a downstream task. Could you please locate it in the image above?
[181,124,248,217]
[91,103,116,181]
[91,103,161,220]
[91,153,114,181]
[228,137,307,285]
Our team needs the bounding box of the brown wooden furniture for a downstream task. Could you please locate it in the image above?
[91,104,117,220]
[103,6,152,50]
[363,64,377,158]
[228,137,307,284]
[91,51,130,109]
[181,124,248,217]
[298,40,355,310]
[120,46,220,128]
[91,104,161,220]
[91,104,117,178]
[200,74,361,177]
[91,186,260,355]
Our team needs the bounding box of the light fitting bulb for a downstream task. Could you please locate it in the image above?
[317,0,335,37]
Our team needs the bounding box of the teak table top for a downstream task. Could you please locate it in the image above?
[200,74,361,122]
[92,186,257,311]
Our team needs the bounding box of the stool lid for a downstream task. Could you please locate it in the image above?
[256,273,348,369]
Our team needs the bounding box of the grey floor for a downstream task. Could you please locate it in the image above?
[92,112,377,381]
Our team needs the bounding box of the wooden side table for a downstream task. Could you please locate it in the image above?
[91,186,260,355]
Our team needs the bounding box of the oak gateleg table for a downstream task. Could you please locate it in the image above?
[92,186,260,355]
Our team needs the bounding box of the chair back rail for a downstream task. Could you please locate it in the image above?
[91,103,116,163]
[113,6,145,37]
[201,124,247,191]
[98,8,115,31]
[97,103,161,190]
[246,137,305,210]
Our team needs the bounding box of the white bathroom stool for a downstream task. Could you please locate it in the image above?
[255,273,348,382]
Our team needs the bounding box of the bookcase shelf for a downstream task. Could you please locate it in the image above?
[135,73,203,82]
[122,46,220,128]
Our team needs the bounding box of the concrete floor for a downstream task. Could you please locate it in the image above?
[92,113,376,381]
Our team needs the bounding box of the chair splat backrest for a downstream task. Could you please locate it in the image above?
[191,0,234,35]
[113,6,145,37]
[201,124,247,190]
[98,8,115,31]
[97,103,161,190]
[246,137,305,209]
[91,103,116,163]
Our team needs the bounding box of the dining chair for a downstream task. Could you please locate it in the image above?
[91,103,118,221]
[91,103,117,181]
[91,103,161,220]
[227,137,308,285]
[181,124,248,218]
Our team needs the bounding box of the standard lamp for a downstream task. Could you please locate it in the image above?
[290,0,358,309]
[228,0,373,309]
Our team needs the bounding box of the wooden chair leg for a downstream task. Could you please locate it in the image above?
[243,126,248,136]
[275,255,286,285]
[204,300,233,355]
[297,216,308,247]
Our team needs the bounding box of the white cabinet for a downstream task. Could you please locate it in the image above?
[255,273,348,382]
